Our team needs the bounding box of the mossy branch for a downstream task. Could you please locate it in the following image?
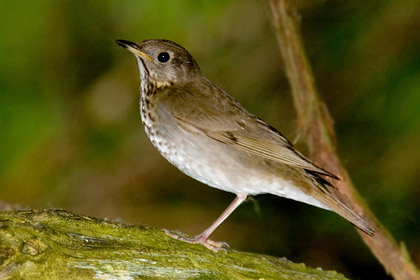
[268,1,420,279]
[0,209,348,279]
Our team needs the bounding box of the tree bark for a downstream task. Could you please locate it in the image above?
[0,209,349,279]
[267,1,420,280]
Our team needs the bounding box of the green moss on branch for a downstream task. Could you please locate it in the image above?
[0,209,348,279]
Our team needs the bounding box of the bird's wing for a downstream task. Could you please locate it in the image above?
[174,115,337,179]
[161,84,337,179]
[161,85,376,234]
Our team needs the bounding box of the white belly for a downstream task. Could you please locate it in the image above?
[142,108,328,210]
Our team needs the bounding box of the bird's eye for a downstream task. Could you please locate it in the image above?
[157,52,170,63]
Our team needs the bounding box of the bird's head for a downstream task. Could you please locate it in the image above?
[116,39,201,89]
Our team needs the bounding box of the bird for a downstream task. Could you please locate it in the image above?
[115,39,373,252]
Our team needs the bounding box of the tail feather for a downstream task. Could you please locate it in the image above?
[325,194,374,235]
[308,173,374,235]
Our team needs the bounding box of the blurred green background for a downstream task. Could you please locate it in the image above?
[1,1,419,278]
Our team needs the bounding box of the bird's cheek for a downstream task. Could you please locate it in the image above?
[165,69,178,81]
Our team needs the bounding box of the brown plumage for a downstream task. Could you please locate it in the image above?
[116,39,373,251]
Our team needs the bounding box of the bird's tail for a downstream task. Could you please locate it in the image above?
[314,186,374,235]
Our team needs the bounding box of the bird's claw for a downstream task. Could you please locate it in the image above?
[163,229,229,252]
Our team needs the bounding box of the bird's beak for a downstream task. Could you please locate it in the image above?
[115,39,152,62]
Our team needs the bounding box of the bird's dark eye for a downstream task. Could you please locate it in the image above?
[157,52,170,63]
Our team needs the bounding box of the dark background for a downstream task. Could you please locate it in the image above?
[1,1,419,279]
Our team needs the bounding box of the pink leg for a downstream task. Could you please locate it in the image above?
[164,193,247,252]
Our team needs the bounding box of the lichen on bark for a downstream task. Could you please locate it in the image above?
[0,209,348,279]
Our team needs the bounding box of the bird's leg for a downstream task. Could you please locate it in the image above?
[164,193,247,252]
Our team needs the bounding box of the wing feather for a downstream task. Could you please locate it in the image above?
[173,115,338,179]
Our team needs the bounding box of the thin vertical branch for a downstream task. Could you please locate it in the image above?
[268,0,420,279]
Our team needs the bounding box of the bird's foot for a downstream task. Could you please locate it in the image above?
[163,229,229,252]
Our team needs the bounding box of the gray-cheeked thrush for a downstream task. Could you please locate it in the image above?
[115,39,373,252]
